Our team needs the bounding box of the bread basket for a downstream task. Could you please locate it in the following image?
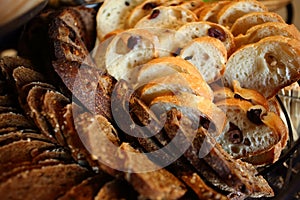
[0,0,300,199]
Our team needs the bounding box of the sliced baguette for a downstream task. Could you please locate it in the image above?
[134,6,198,30]
[132,57,204,85]
[139,72,214,104]
[179,36,227,83]
[217,0,268,29]
[197,1,231,23]
[175,21,235,56]
[216,98,287,162]
[223,36,300,99]
[230,11,285,36]
[234,22,300,50]
[105,28,159,81]
[150,92,226,136]
[96,0,145,40]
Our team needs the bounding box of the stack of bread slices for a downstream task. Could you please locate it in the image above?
[92,0,300,198]
[1,0,300,199]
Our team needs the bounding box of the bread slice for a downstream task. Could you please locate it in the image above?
[96,0,145,40]
[197,1,231,23]
[139,72,214,104]
[215,98,287,162]
[230,11,285,36]
[105,28,159,81]
[131,57,204,85]
[223,36,300,99]
[134,6,197,30]
[217,0,268,29]
[234,22,300,50]
[150,92,226,136]
[179,37,227,83]
[175,21,235,56]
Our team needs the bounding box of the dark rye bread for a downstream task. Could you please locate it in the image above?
[0,57,33,82]
[58,172,113,200]
[163,108,274,198]
[0,131,49,147]
[0,164,92,200]
[0,113,35,130]
[52,60,115,121]
[94,179,139,200]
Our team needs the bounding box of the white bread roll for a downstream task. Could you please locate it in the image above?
[179,37,227,83]
[223,36,300,99]
[230,11,285,36]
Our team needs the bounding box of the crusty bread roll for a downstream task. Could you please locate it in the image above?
[179,36,227,83]
[139,72,214,104]
[234,22,300,50]
[96,0,145,40]
[216,98,287,164]
[175,21,235,56]
[104,29,159,81]
[217,0,268,29]
[223,36,300,99]
[230,11,285,36]
[134,6,198,30]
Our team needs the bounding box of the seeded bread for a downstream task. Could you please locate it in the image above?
[223,36,300,99]
[230,11,285,36]
[234,22,300,50]
[179,37,227,83]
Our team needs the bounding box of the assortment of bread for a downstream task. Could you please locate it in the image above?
[0,0,300,199]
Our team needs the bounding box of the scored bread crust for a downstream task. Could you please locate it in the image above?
[234,22,300,50]
[230,11,285,36]
[134,5,198,30]
[179,36,227,83]
[138,72,214,104]
[217,0,268,29]
[216,98,286,162]
[223,35,300,99]
[175,21,235,56]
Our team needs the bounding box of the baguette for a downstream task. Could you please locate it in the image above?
[217,0,268,29]
[234,22,300,50]
[197,1,231,23]
[134,6,198,30]
[223,35,300,99]
[175,21,235,56]
[96,0,145,40]
[230,11,285,36]
[216,98,287,162]
[179,37,227,83]
[139,72,214,104]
